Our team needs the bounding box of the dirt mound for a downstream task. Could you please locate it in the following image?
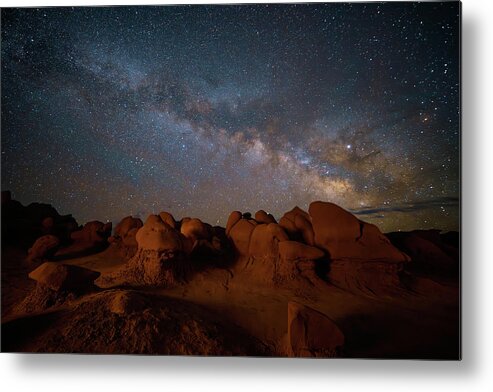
[2,290,269,355]
[14,284,78,314]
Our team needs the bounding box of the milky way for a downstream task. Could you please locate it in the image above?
[1,3,460,232]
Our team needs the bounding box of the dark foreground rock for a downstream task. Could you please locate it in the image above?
[2,290,270,356]
[287,302,344,357]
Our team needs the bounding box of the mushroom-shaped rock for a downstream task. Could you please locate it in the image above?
[308,201,409,262]
[99,215,193,288]
[180,218,210,242]
[254,210,277,224]
[136,214,189,253]
[226,211,242,236]
[159,211,176,229]
[27,235,60,263]
[228,219,257,257]
[278,241,325,262]
[287,302,344,357]
[28,262,100,292]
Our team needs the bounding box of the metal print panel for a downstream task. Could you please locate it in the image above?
[0,2,460,358]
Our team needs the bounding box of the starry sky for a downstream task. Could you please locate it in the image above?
[1,2,460,232]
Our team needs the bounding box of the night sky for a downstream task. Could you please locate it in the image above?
[1,2,460,232]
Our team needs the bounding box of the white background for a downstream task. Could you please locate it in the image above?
[1,0,491,391]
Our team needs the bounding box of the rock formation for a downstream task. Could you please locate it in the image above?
[26,235,60,264]
[99,213,193,287]
[307,201,410,295]
[189,225,233,266]
[180,217,211,243]
[16,262,100,314]
[254,210,277,224]
[287,302,344,357]
[108,216,143,259]
[226,211,324,285]
[228,217,257,257]
[225,211,242,236]
[28,262,100,292]
[4,290,269,355]
[309,201,409,262]
[387,229,459,276]
[55,220,112,258]
[1,191,79,248]
[1,195,460,358]
[279,206,315,245]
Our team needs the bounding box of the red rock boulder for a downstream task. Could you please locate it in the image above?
[279,206,315,246]
[56,221,112,258]
[108,216,143,258]
[287,302,344,357]
[308,201,410,295]
[99,214,193,287]
[309,201,408,262]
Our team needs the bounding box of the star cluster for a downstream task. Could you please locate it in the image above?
[1,3,460,231]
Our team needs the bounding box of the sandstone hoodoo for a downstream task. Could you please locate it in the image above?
[108,216,143,259]
[226,211,324,285]
[309,201,409,262]
[180,217,211,243]
[55,220,112,259]
[307,201,410,295]
[15,262,101,314]
[99,213,193,287]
